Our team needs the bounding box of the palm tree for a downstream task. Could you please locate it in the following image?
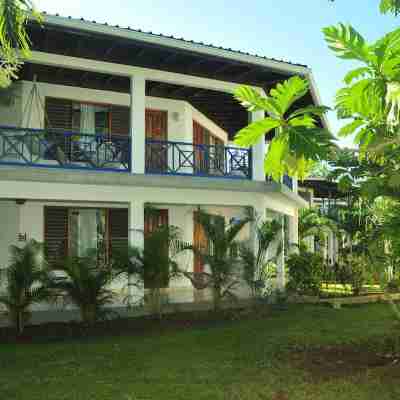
[240,218,282,300]
[47,251,116,326]
[190,209,253,311]
[0,1,41,88]
[112,225,184,318]
[0,240,50,334]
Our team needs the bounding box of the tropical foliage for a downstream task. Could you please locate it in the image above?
[0,240,50,334]
[191,209,252,311]
[286,245,324,296]
[113,225,184,318]
[47,251,116,326]
[0,0,41,88]
[240,217,282,299]
[234,77,335,180]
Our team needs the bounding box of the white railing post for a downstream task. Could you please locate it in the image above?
[130,74,146,174]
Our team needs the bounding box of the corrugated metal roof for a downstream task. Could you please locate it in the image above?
[40,12,308,69]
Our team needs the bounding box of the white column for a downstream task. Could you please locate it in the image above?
[288,210,299,253]
[128,200,145,304]
[250,110,266,182]
[130,74,146,174]
[276,215,286,290]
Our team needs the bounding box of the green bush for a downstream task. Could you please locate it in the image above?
[336,255,372,295]
[286,248,323,296]
[387,278,400,293]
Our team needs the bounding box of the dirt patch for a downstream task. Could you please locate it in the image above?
[289,345,400,381]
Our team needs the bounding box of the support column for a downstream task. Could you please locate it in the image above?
[250,110,266,182]
[130,74,146,174]
[276,215,286,290]
[288,210,299,253]
[128,201,145,304]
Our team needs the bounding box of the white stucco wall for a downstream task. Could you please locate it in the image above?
[0,201,19,269]
[14,80,228,144]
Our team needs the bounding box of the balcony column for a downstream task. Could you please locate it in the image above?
[130,74,146,174]
[127,200,145,305]
[250,110,266,181]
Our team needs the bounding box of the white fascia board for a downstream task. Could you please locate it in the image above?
[40,14,311,77]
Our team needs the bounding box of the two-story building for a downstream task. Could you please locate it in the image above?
[0,13,323,312]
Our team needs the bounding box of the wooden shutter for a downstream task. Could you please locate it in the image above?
[111,106,130,136]
[44,206,69,265]
[108,208,128,258]
[45,98,73,131]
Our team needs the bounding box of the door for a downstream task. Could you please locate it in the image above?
[144,209,169,288]
[193,211,208,275]
[193,120,209,174]
[145,109,168,172]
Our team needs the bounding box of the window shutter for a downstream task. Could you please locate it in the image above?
[45,97,73,131]
[111,106,130,136]
[44,206,68,265]
[108,208,128,257]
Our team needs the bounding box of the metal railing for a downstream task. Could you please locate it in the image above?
[145,139,252,179]
[0,126,130,172]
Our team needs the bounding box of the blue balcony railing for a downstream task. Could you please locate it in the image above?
[145,139,252,179]
[0,126,130,172]
[283,174,294,190]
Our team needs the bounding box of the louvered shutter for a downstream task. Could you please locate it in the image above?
[108,208,128,258]
[44,206,68,265]
[45,98,73,131]
[111,106,130,136]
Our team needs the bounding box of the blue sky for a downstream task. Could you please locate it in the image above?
[35,0,398,143]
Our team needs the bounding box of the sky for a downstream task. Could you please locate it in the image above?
[34,0,399,144]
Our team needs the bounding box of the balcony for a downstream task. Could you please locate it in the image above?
[145,139,252,179]
[0,126,131,172]
[0,126,252,180]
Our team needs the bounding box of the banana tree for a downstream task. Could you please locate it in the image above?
[234,76,335,181]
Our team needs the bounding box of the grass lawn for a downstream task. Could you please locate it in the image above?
[1,303,399,400]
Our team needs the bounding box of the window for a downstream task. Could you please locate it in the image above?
[72,103,111,136]
[68,208,108,262]
[45,98,130,136]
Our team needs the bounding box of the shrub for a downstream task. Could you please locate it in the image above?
[0,240,51,334]
[336,254,372,296]
[47,252,116,325]
[387,279,400,293]
[286,247,323,296]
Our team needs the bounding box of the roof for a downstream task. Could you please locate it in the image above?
[37,12,311,76]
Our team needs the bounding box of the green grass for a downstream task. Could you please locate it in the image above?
[1,304,399,400]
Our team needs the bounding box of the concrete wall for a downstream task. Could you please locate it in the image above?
[15,80,228,144]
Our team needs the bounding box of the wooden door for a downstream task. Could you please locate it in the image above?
[145,110,168,172]
[144,209,169,288]
[193,121,211,174]
[193,211,209,274]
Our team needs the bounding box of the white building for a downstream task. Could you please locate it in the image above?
[0,14,323,319]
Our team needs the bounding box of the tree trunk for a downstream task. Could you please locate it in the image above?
[212,286,221,312]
